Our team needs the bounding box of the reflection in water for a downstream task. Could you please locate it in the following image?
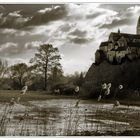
[0,99,140,136]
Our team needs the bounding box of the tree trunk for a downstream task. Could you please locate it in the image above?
[19,76,22,89]
[44,59,48,90]
[44,67,47,90]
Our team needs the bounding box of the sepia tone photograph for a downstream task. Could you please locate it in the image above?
[0,2,140,136]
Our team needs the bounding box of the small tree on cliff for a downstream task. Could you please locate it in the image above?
[30,44,62,90]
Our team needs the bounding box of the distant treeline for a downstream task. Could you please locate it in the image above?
[0,44,85,91]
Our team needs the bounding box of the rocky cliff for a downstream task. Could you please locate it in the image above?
[83,59,140,98]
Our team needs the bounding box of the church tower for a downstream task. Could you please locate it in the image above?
[137,16,140,34]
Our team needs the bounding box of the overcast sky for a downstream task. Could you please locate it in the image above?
[0,3,140,75]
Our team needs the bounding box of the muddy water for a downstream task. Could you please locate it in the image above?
[0,99,140,136]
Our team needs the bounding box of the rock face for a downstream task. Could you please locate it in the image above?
[83,59,140,98]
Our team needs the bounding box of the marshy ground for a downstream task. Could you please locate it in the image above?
[0,90,140,136]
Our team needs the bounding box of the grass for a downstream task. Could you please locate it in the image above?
[80,98,140,107]
[101,99,140,107]
[0,90,77,102]
[1,90,140,106]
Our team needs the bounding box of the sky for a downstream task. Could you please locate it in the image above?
[0,3,140,75]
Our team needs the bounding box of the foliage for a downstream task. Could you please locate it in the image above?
[8,63,32,89]
[30,44,62,90]
[0,59,8,85]
[65,72,85,86]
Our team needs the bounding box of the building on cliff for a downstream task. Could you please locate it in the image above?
[95,17,140,64]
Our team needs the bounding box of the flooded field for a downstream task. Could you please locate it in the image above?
[0,99,140,136]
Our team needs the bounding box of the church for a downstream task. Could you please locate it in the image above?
[95,16,140,64]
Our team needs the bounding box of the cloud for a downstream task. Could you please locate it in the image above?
[85,6,117,20]
[6,57,29,66]
[24,41,42,49]
[0,42,18,56]
[1,28,16,35]
[0,28,31,37]
[99,4,140,12]
[86,12,102,19]
[0,11,29,29]
[0,5,5,13]
[67,36,90,44]
[1,4,61,16]
[66,28,91,44]
[25,5,67,27]
[59,23,73,32]
[0,42,17,51]
[0,41,39,57]
[69,28,87,37]
[0,5,67,29]
[66,3,100,20]
[100,17,134,29]
[8,11,21,18]
[99,6,140,29]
